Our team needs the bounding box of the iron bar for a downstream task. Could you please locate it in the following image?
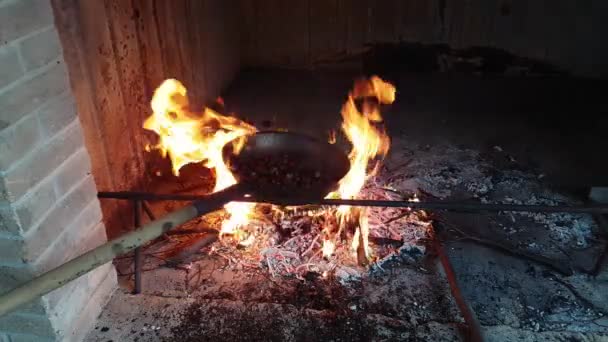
[141,201,156,221]
[431,231,484,342]
[133,200,143,294]
[98,191,608,214]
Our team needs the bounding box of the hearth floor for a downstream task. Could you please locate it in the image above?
[87,70,608,341]
[86,257,464,341]
[86,137,608,341]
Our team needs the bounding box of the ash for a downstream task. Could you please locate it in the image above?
[386,137,598,254]
[200,185,432,283]
[103,138,608,341]
[382,137,607,337]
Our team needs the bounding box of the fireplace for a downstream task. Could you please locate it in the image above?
[1,1,608,341]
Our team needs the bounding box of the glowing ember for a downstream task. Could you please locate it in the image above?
[143,76,396,267]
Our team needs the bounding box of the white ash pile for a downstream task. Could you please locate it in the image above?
[384,138,494,200]
[205,185,432,282]
[383,137,598,253]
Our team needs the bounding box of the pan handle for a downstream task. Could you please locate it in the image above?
[192,184,245,215]
[0,184,244,317]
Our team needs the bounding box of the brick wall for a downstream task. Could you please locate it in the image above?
[52,0,243,237]
[239,1,608,77]
[0,0,117,341]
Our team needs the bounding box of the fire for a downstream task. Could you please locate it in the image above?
[326,76,395,258]
[144,76,395,266]
[143,79,257,234]
[333,76,395,200]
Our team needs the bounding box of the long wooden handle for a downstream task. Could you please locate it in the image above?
[0,185,241,317]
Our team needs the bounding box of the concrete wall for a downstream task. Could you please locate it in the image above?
[53,0,242,236]
[0,0,116,340]
[239,0,608,77]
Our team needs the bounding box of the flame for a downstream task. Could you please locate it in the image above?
[328,76,395,258]
[335,76,395,200]
[144,76,396,266]
[328,130,336,144]
[143,79,257,235]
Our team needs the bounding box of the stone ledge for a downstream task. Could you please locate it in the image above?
[47,263,115,333]
[63,264,117,342]
[0,311,54,337]
[0,264,116,340]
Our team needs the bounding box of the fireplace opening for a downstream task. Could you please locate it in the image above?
[1,1,608,341]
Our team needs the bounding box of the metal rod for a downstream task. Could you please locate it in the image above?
[98,191,608,214]
[133,200,143,294]
[432,233,484,342]
[141,201,156,221]
[98,191,213,201]
[317,199,608,213]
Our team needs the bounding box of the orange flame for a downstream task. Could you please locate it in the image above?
[144,76,395,264]
[328,130,336,144]
[328,76,395,258]
[143,79,257,235]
